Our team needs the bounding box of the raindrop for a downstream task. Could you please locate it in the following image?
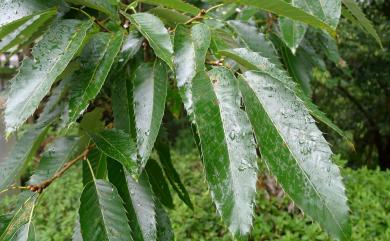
[229,130,236,140]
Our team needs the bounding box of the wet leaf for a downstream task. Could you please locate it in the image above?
[5,19,93,133]
[66,0,119,19]
[133,61,167,171]
[68,31,123,124]
[139,0,200,15]
[239,71,350,241]
[192,68,258,236]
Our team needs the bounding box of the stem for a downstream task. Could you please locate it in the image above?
[70,7,111,32]
[27,145,93,193]
[185,9,207,25]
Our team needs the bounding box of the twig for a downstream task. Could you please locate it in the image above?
[27,145,93,193]
[185,9,207,25]
[0,185,29,195]
[70,7,111,32]
[206,59,224,66]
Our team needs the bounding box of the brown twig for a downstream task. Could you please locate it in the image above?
[27,145,93,193]
[206,59,224,66]
[185,9,207,25]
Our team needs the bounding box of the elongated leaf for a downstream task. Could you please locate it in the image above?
[139,0,200,15]
[111,66,136,138]
[126,12,174,69]
[29,137,82,185]
[83,148,107,186]
[0,0,59,32]
[5,19,93,134]
[68,31,123,123]
[79,179,132,241]
[90,129,137,175]
[10,223,35,241]
[149,8,190,28]
[227,20,281,66]
[0,10,56,53]
[0,125,49,190]
[0,194,37,240]
[231,0,336,35]
[239,71,350,240]
[341,0,382,47]
[174,23,210,119]
[192,68,258,236]
[133,61,167,170]
[220,47,347,139]
[108,161,157,241]
[0,214,13,235]
[145,159,174,209]
[66,0,118,19]
[155,202,174,241]
[156,131,193,209]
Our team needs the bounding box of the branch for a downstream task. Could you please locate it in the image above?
[185,9,207,25]
[27,145,93,193]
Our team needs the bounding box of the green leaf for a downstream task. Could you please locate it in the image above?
[0,214,13,235]
[133,61,167,170]
[66,0,119,19]
[145,159,174,209]
[238,71,350,241]
[341,0,382,48]
[79,179,132,241]
[5,19,93,134]
[149,8,190,28]
[0,0,59,33]
[155,202,174,241]
[90,129,138,175]
[173,23,211,119]
[227,20,281,67]
[0,126,49,191]
[220,47,347,139]
[155,131,193,209]
[108,161,158,241]
[117,31,143,69]
[111,66,136,138]
[0,10,56,53]
[192,68,258,236]
[10,222,35,241]
[0,194,37,240]
[279,16,307,53]
[68,31,123,124]
[139,0,200,15]
[29,137,82,185]
[125,12,174,70]
[231,0,337,35]
[83,148,107,186]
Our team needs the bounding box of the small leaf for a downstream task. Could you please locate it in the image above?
[5,19,93,133]
[239,71,350,241]
[174,23,211,119]
[66,0,119,19]
[149,8,190,28]
[145,159,174,209]
[139,0,200,15]
[341,0,382,48]
[83,148,107,186]
[279,16,307,53]
[133,61,168,170]
[108,161,157,241]
[0,10,56,53]
[125,12,174,70]
[192,68,258,236]
[232,0,337,35]
[156,131,193,209]
[79,179,132,241]
[117,31,144,69]
[90,129,138,175]
[68,31,123,124]
[29,137,83,185]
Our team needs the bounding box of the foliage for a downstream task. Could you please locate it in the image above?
[1,152,390,240]
[0,0,382,240]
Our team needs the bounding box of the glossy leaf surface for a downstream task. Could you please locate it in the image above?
[5,19,93,133]
[68,31,123,124]
[139,0,200,15]
[127,12,174,69]
[90,129,137,175]
[79,179,132,241]
[174,23,210,119]
[66,0,119,19]
[239,71,350,241]
[192,68,258,236]
[133,61,167,170]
